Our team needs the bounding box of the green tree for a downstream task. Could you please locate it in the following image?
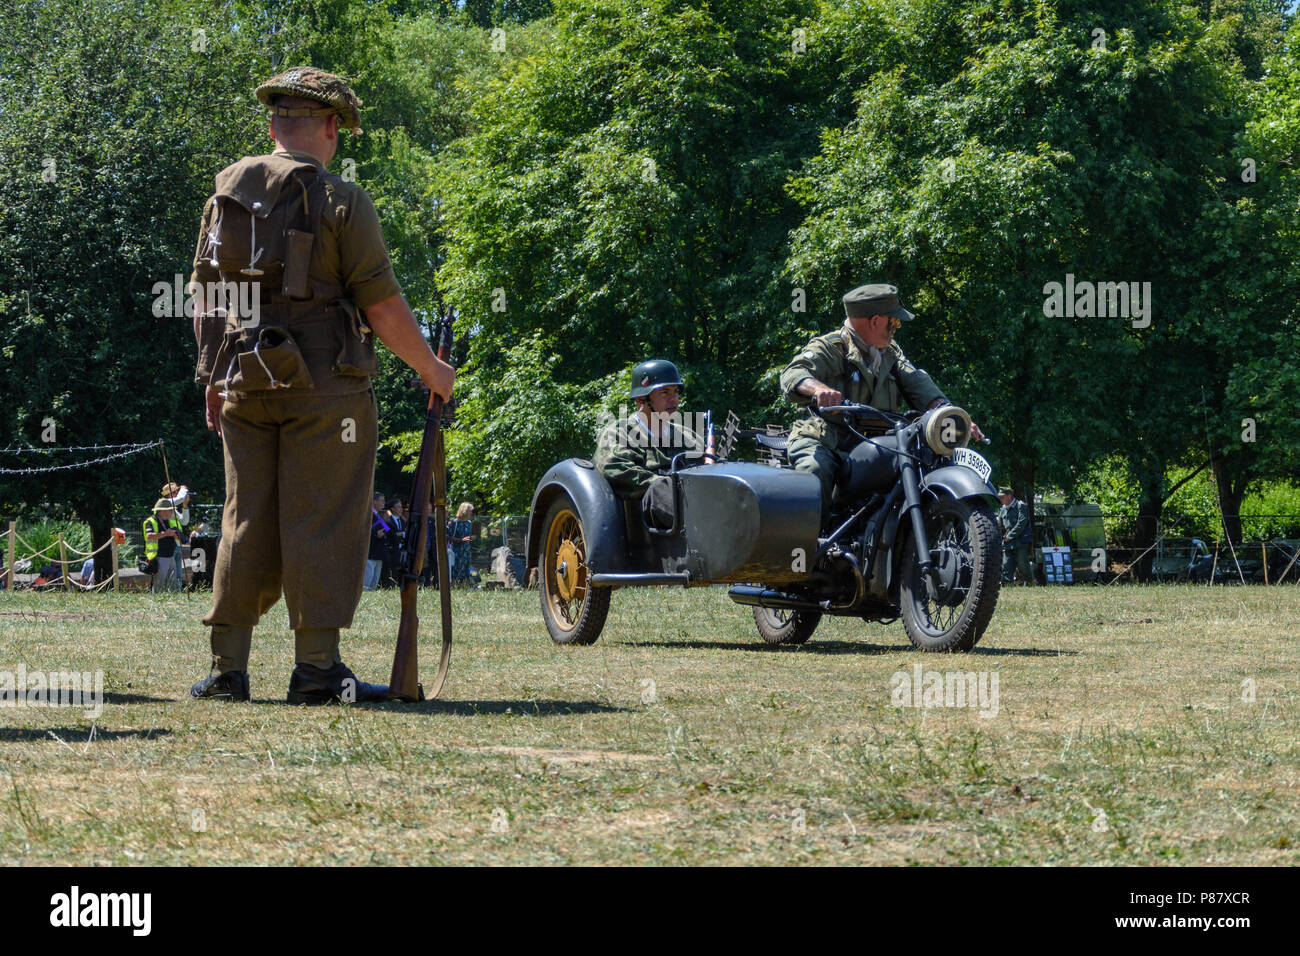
[787,0,1284,577]
[0,0,269,574]
[434,0,828,507]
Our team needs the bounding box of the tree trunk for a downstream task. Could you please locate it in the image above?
[1211,455,1249,546]
[1134,489,1163,582]
[73,488,114,587]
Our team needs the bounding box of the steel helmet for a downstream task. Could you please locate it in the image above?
[630,359,684,399]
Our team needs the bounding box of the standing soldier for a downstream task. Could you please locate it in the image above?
[997,487,1034,584]
[780,283,983,530]
[188,67,454,704]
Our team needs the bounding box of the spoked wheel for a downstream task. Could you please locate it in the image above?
[539,494,610,645]
[752,606,822,645]
[900,495,1000,652]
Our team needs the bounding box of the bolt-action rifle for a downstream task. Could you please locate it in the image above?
[388,315,454,701]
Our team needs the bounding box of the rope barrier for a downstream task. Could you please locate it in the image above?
[59,536,114,559]
[10,529,61,561]
[9,530,113,565]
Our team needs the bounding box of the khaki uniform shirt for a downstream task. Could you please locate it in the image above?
[190,146,401,394]
[594,413,705,499]
[779,322,946,449]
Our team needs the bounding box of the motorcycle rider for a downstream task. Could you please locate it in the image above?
[779,283,984,529]
[594,359,706,528]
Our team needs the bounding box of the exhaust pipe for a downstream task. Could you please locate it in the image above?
[727,585,825,612]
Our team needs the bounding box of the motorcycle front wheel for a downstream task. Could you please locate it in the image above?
[899,495,1001,652]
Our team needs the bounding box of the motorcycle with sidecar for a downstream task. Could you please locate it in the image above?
[526,403,1002,651]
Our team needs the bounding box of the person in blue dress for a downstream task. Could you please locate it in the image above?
[450,502,476,586]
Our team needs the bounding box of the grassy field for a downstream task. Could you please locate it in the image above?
[0,582,1296,865]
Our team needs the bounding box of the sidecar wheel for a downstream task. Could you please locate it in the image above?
[899,496,1001,652]
[539,494,611,646]
[752,606,821,645]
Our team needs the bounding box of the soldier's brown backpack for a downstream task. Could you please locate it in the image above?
[193,153,370,394]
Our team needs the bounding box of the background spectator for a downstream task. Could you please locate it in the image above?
[382,497,406,588]
[144,499,184,593]
[450,502,476,586]
[365,492,389,591]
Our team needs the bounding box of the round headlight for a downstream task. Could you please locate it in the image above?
[924,405,973,456]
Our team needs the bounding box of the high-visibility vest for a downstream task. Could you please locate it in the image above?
[143,514,182,560]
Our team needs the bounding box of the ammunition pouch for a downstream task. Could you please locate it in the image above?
[213,324,315,394]
[194,309,228,385]
[331,298,377,378]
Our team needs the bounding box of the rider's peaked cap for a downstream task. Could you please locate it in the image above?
[256,67,363,132]
[631,359,684,399]
[843,283,915,322]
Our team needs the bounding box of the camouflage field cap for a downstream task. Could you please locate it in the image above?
[255,66,363,132]
[843,283,915,322]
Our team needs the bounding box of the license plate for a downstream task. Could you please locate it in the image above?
[951,447,992,484]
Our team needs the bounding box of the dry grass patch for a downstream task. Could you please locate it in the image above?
[0,584,1295,864]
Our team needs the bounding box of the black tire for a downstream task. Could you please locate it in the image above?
[899,496,1000,652]
[538,493,611,645]
[752,606,822,645]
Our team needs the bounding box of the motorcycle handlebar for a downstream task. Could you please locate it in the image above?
[814,402,904,422]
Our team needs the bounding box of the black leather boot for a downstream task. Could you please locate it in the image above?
[287,661,389,706]
[190,668,250,702]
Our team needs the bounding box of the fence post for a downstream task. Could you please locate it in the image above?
[5,521,14,592]
[1262,542,1269,586]
[110,533,119,592]
[59,533,72,592]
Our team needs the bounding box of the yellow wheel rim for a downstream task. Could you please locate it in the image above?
[544,508,588,630]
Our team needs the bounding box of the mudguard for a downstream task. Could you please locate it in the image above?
[526,459,631,575]
[920,464,999,506]
[873,465,998,603]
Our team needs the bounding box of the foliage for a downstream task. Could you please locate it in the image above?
[434,0,826,457]
[389,333,604,512]
[786,0,1281,511]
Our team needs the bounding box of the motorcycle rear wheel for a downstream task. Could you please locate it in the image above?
[899,495,1000,652]
[752,606,822,645]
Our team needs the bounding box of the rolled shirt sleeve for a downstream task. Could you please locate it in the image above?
[779,338,835,404]
[337,188,402,309]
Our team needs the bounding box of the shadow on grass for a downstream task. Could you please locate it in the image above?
[617,639,898,654]
[103,691,175,704]
[968,645,1079,657]
[617,639,1078,657]
[0,690,173,705]
[374,698,631,717]
[0,726,173,742]
[255,698,632,716]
